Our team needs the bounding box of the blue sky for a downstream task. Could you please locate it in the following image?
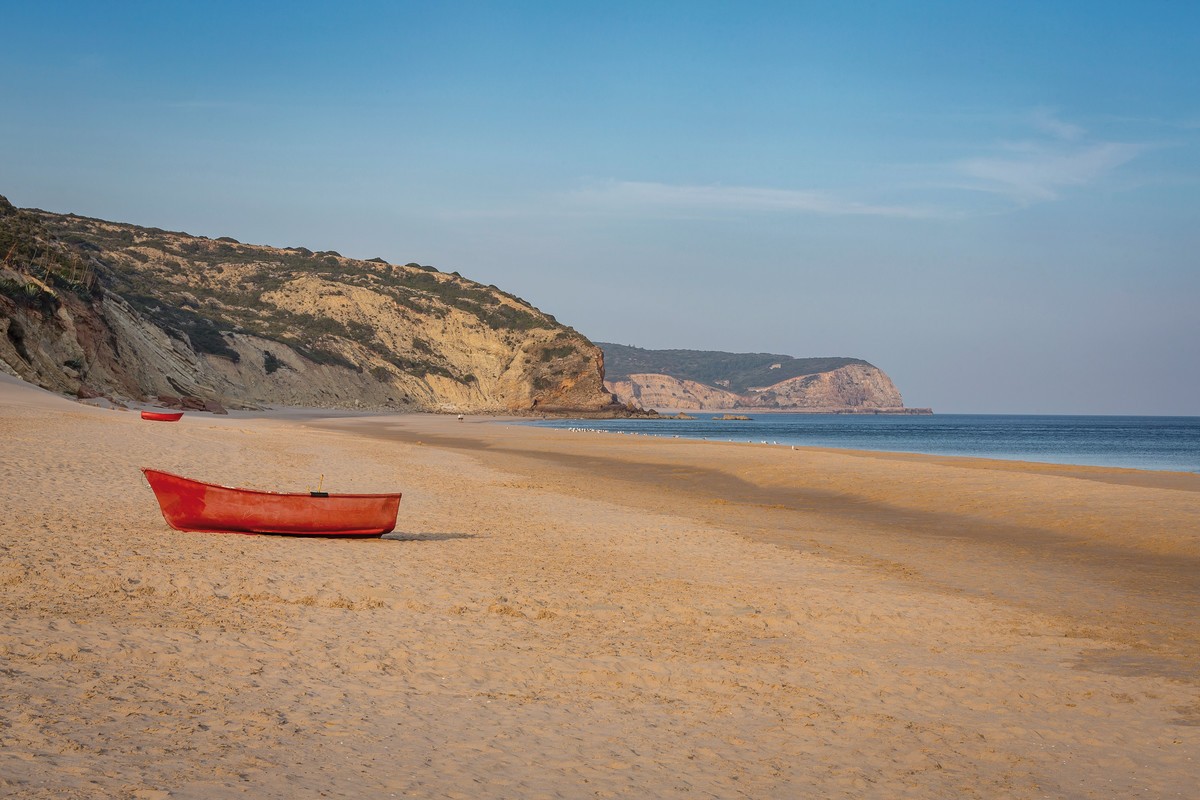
[3,1,1197,413]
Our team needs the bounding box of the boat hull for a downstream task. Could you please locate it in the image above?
[142,468,401,536]
[141,410,184,422]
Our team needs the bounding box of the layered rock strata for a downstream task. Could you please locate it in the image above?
[0,196,618,413]
[607,363,917,412]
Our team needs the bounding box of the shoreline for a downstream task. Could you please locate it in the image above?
[519,412,1200,476]
[318,414,1200,665]
[3,378,1199,798]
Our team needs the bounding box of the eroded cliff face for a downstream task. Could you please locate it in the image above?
[606,374,741,410]
[744,363,905,409]
[607,363,909,412]
[0,199,617,413]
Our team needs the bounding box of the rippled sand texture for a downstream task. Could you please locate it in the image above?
[2,374,1198,799]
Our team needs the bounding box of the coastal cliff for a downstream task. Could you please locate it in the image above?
[0,195,619,413]
[600,343,926,413]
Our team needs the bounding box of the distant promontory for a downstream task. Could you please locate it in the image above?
[598,343,930,414]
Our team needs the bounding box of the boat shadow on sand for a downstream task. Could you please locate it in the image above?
[381,531,477,542]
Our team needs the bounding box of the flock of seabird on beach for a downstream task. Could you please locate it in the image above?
[559,427,795,448]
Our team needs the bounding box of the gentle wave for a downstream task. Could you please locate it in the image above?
[526,413,1200,473]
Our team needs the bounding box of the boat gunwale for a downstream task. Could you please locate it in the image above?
[140,467,402,500]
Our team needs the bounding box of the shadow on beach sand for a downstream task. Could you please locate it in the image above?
[381,531,477,542]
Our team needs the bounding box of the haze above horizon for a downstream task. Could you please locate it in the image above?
[3,2,1197,415]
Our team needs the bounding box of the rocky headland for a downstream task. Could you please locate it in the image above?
[0,195,925,417]
[0,195,622,414]
[600,343,930,413]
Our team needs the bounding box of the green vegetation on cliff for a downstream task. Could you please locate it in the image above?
[0,194,614,412]
[0,196,99,304]
[598,342,871,394]
[29,211,564,382]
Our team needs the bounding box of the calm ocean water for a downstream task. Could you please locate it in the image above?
[526,413,1200,473]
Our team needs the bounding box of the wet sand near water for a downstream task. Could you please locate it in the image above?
[3,376,1198,798]
[321,415,1200,679]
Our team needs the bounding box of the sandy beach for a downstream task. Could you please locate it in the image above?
[2,373,1198,799]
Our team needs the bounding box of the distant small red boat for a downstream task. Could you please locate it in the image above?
[141,410,184,422]
[142,468,401,536]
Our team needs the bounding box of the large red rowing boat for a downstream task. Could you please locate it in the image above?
[141,410,184,422]
[142,468,401,536]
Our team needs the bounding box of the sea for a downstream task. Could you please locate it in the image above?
[525,413,1200,473]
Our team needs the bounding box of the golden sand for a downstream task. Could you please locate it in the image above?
[2,373,1197,798]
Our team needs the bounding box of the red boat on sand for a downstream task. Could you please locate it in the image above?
[142,410,184,422]
[142,468,401,536]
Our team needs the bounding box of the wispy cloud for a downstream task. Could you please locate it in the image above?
[949,139,1145,204]
[568,180,934,219]
[165,100,248,111]
[1030,108,1085,141]
[533,112,1153,223]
